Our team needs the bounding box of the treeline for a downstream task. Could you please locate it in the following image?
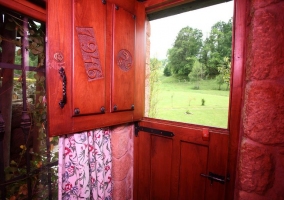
[162,18,232,89]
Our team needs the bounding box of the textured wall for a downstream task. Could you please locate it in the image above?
[144,19,151,117]
[111,124,134,200]
[238,0,284,199]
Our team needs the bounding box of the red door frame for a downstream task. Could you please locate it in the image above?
[226,0,247,199]
[142,0,247,199]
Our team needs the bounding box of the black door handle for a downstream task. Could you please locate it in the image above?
[200,172,228,185]
[59,67,67,108]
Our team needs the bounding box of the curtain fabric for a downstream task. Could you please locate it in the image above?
[58,128,112,200]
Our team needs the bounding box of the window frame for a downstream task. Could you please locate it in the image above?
[143,0,246,199]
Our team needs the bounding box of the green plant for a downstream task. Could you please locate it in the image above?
[154,74,229,128]
[148,58,161,118]
[201,98,205,106]
[2,14,58,199]
[163,65,171,76]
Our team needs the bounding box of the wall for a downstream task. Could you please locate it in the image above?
[237,0,284,199]
[111,124,134,200]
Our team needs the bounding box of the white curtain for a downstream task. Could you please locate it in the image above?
[58,128,112,200]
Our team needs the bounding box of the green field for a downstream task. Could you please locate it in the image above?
[151,75,230,128]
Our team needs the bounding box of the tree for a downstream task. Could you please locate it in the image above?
[163,65,171,76]
[199,18,232,77]
[167,26,203,77]
[188,60,205,89]
[148,58,161,117]
[216,74,224,90]
[217,57,231,89]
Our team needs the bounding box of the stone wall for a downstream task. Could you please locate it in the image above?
[111,124,134,200]
[237,0,284,199]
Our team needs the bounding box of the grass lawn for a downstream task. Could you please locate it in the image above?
[151,75,230,128]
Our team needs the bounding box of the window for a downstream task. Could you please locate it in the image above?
[145,2,234,128]
[0,6,58,199]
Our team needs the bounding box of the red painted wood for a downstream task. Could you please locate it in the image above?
[136,131,151,199]
[111,4,135,112]
[72,0,106,115]
[47,0,144,136]
[205,133,229,200]
[144,0,193,13]
[108,0,135,14]
[0,0,46,22]
[179,142,208,200]
[133,2,146,121]
[47,0,73,135]
[136,118,229,199]
[226,0,248,199]
[150,135,172,199]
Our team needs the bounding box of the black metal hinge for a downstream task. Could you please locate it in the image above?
[200,172,230,185]
[134,122,174,137]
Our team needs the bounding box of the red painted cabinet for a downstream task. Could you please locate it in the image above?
[111,4,136,112]
[47,0,145,136]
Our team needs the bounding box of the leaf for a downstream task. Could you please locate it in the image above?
[39,96,43,103]
[34,73,39,80]
[18,184,28,195]
[31,46,44,55]
[40,76,45,82]
[9,196,17,200]
[14,39,21,47]
[20,145,26,150]
[17,48,22,55]
[29,29,35,35]
[10,160,17,165]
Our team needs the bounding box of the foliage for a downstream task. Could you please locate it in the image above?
[201,98,205,106]
[14,50,39,68]
[1,13,58,199]
[216,74,225,90]
[166,26,203,77]
[188,60,205,89]
[155,75,230,128]
[5,72,59,199]
[217,57,231,90]
[199,18,233,77]
[162,18,232,81]
[148,58,161,118]
[163,65,171,76]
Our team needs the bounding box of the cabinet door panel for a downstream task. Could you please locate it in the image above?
[72,0,106,116]
[135,119,229,200]
[47,0,145,136]
[111,5,135,112]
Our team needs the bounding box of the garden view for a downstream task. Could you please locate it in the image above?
[147,14,233,128]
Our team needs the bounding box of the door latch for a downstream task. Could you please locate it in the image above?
[200,172,229,185]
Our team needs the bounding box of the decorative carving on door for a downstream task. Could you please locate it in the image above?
[76,27,103,81]
[117,49,132,71]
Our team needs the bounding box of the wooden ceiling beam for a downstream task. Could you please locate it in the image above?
[0,0,46,22]
[146,0,232,20]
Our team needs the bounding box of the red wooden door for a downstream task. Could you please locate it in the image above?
[46,0,145,136]
[134,118,229,200]
[72,0,106,116]
[110,4,136,112]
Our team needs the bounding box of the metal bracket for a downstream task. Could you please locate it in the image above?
[134,122,174,137]
[200,172,230,185]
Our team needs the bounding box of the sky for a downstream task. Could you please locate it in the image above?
[150,1,234,60]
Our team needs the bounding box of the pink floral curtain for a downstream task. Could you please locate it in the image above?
[58,128,112,199]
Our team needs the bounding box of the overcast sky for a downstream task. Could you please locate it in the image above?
[150,1,234,60]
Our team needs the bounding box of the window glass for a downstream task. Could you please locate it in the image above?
[0,8,58,199]
[145,2,234,128]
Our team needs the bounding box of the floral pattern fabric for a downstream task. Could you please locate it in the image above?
[58,129,112,200]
